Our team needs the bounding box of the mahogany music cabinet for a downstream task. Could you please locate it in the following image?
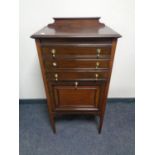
[31,17,121,133]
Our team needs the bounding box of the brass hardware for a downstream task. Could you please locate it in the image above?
[51,49,56,58]
[97,48,101,54]
[96,62,100,68]
[75,81,78,89]
[96,48,101,58]
[95,73,99,79]
[54,73,58,81]
[52,62,57,67]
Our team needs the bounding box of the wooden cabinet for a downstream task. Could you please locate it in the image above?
[31,17,121,133]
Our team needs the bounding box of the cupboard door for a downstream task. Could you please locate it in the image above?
[53,84,101,110]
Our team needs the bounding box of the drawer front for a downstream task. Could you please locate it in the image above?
[46,71,109,81]
[44,59,110,69]
[50,81,104,110]
[42,46,111,59]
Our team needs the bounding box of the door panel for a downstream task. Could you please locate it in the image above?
[54,86,99,108]
[50,80,105,111]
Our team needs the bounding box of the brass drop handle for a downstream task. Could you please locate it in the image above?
[52,62,57,67]
[54,73,58,81]
[96,48,101,58]
[75,81,78,89]
[96,62,100,68]
[95,73,99,79]
[51,49,56,58]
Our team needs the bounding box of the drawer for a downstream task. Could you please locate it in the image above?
[44,59,110,69]
[46,70,109,81]
[42,46,111,59]
[50,81,105,110]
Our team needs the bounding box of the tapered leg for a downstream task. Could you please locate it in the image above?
[50,113,56,133]
[98,114,103,134]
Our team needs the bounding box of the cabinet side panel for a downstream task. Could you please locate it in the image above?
[100,39,117,114]
[35,39,55,113]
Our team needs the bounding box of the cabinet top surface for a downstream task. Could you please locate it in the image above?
[31,17,121,39]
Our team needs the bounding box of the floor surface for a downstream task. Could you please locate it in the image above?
[19,100,135,155]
